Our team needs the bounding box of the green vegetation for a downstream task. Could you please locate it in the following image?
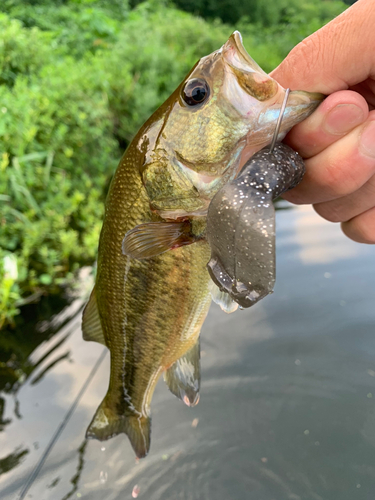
[0,0,348,327]
[132,0,348,27]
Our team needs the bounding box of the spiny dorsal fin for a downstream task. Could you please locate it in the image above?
[122,221,194,260]
[164,340,200,407]
[208,279,238,314]
[82,287,106,346]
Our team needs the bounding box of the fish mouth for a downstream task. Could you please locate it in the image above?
[222,31,266,75]
[237,90,323,169]
[259,90,324,135]
[286,90,324,115]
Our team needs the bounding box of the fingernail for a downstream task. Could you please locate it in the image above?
[360,120,375,158]
[323,104,364,135]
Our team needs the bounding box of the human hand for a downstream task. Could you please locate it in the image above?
[271,0,375,243]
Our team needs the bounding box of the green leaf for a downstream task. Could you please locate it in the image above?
[39,274,53,285]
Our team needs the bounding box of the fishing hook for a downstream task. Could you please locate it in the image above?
[270,88,290,153]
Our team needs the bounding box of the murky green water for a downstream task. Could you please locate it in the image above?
[1,204,375,500]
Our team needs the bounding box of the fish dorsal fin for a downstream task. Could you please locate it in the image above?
[208,279,238,314]
[164,340,200,407]
[122,221,194,260]
[82,287,106,346]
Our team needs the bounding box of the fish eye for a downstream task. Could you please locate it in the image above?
[181,78,210,106]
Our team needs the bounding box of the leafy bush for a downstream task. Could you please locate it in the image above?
[2,1,127,58]
[0,9,120,327]
[131,0,348,26]
[0,14,53,87]
[0,0,348,327]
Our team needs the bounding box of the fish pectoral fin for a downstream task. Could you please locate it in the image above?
[86,398,151,459]
[164,340,200,407]
[208,279,238,314]
[82,287,106,346]
[122,221,195,260]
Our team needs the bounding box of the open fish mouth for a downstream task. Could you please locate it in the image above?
[221,30,324,163]
[238,88,323,171]
[222,31,266,75]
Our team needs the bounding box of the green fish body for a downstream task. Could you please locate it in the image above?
[82,32,323,458]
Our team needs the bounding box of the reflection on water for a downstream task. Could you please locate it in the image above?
[60,440,88,500]
[1,205,375,500]
[0,294,76,479]
[290,204,359,265]
[0,447,29,476]
[1,294,74,396]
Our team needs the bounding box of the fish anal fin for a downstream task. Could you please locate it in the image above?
[122,221,195,260]
[86,398,151,459]
[82,287,106,346]
[164,340,200,407]
[208,279,239,314]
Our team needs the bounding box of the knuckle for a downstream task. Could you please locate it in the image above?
[322,152,365,198]
[321,161,350,197]
[282,190,305,205]
[313,202,343,223]
[342,219,375,244]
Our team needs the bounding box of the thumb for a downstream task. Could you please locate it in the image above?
[271,0,375,94]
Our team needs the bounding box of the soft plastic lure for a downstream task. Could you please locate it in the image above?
[206,138,305,309]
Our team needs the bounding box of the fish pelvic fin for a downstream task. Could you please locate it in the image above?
[164,340,200,407]
[82,287,106,346]
[122,221,195,260]
[86,399,151,459]
[208,279,238,314]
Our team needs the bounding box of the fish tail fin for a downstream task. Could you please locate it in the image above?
[86,399,151,459]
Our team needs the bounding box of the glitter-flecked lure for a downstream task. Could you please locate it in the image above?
[206,89,305,310]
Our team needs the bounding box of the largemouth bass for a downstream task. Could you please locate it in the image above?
[82,31,322,458]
